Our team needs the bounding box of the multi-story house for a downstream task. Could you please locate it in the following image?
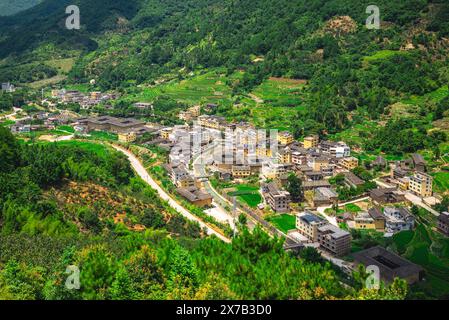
[383,207,415,233]
[303,135,319,149]
[264,182,291,213]
[340,156,359,170]
[231,165,251,178]
[296,211,327,241]
[317,224,352,257]
[409,172,433,198]
[437,212,449,236]
[277,131,294,145]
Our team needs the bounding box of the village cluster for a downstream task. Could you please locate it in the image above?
[4,88,449,287]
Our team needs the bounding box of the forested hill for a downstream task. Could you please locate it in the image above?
[1,0,449,132]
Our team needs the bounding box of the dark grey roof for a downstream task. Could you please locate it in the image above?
[353,246,424,282]
[344,172,365,186]
[368,207,385,220]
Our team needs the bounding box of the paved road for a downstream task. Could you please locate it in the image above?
[112,145,231,243]
[317,196,370,226]
[192,140,257,230]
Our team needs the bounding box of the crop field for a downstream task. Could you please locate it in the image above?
[393,225,449,298]
[125,70,234,105]
[432,171,449,193]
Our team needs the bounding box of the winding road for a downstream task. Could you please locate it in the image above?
[112,145,231,243]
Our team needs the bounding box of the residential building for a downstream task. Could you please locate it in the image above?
[276,147,292,164]
[231,165,251,178]
[80,116,147,134]
[353,246,424,284]
[163,163,190,185]
[344,172,365,189]
[437,212,449,236]
[384,207,415,233]
[397,177,410,191]
[340,157,359,170]
[296,211,327,241]
[261,161,293,179]
[179,111,194,122]
[303,135,319,149]
[177,175,197,188]
[277,131,294,145]
[313,188,338,207]
[133,102,153,109]
[317,224,352,257]
[409,172,433,198]
[160,128,173,140]
[198,115,226,130]
[264,182,291,213]
[302,180,331,191]
[368,207,386,231]
[320,141,351,158]
[177,187,213,207]
[354,212,376,230]
[411,153,426,172]
[309,156,329,172]
[118,132,137,143]
[370,188,405,205]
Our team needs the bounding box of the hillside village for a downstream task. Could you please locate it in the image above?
[3,87,449,290]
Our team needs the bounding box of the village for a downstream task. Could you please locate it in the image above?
[3,86,449,288]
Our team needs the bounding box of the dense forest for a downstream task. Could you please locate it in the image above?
[1,0,448,137]
[0,127,409,299]
[0,0,41,16]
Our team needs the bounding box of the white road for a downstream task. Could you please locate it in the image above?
[404,192,440,216]
[316,197,370,226]
[112,145,231,243]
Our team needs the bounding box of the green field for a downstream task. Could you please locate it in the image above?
[227,185,262,208]
[52,140,111,159]
[88,130,118,141]
[393,225,449,298]
[432,171,449,193]
[243,78,306,131]
[124,69,235,105]
[57,125,75,133]
[267,214,296,233]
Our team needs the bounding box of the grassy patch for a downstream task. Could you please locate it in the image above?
[227,185,261,208]
[267,214,296,233]
[57,125,75,133]
[363,50,408,63]
[432,171,449,193]
[88,131,118,141]
[344,203,362,213]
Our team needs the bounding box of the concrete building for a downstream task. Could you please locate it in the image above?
[118,132,137,143]
[309,156,329,172]
[437,212,449,236]
[370,188,405,205]
[164,163,190,185]
[1,82,15,92]
[276,147,292,164]
[264,182,291,213]
[231,165,251,178]
[320,141,351,158]
[354,212,376,230]
[313,187,338,207]
[277,131,294,145]
[409,172,433,198]
[303,135,319,149]
[353,246,424,285]
[317,224,352,257]
[296,212,327,242]
[383,207,415,233]
[198,115,226,130]
[340,157,359,170]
